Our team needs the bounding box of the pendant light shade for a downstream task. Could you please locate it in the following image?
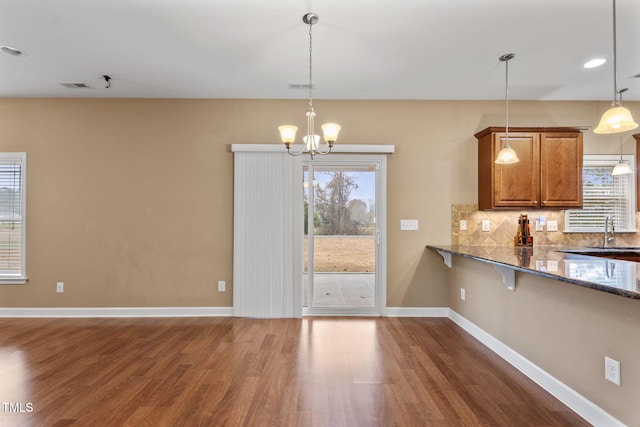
[594,105,638,134]
[611,161,633,175]
[594,0,638,135]
[495,53,519,164]
[495,146,519,164]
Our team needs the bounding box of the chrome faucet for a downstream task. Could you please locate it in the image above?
[603,215,615,247]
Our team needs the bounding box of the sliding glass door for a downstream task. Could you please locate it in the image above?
[302,156,386,316]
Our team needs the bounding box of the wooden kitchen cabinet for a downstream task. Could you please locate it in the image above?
[476,127,583,210]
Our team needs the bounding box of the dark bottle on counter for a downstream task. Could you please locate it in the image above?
[514,213,533,246]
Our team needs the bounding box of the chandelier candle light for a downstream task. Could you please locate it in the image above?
[279,13,341,159]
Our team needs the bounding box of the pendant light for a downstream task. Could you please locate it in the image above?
[611,136,633,174]
[495,53,519,164]
[611,97,633,175]
[279,13,341,159]
[594,0,638,134]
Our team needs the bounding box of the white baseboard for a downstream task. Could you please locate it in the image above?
[385,307,449,317]
[0,307,233,318]
[448,309,625,427]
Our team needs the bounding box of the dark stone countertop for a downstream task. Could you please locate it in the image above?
[426,245,640,300]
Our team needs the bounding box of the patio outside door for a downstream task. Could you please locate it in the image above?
[303,155,386,316]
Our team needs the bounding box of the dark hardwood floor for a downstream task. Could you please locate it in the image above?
[0,317,589,426]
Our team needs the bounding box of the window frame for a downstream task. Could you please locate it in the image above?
[0,152,27,284]
[564,154,636,233]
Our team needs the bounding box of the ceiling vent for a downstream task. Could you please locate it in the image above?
[59,82,91,89]
[0,46,24,56]
[288,83,314,90]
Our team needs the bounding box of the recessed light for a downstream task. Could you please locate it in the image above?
[0,46,25,56]
[584,58,606,69]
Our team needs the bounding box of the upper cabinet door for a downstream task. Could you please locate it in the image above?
[476,127,584,210]
[491,132,540,208]
[539,132,583,208]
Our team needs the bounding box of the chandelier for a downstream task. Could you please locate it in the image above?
[279,13,340,159]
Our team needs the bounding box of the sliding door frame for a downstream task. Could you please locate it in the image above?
[302,154,387,317]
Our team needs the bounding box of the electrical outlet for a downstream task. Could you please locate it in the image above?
[218,280,226,292]
[547,220,558,232]
[460,220,467,231]
[56,282,64,293]
[605,356,621,386]
[482,220,490,231]
[460,288,466,301]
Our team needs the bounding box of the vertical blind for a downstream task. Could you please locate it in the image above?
[565,156,635,232]
[232,150,303,318]
[0,153,26,281]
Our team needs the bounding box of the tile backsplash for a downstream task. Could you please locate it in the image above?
[452,204,640,247]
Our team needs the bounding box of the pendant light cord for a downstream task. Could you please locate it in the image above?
[499,53,515,147]
[505,57,510,144]
[612,0,618,105]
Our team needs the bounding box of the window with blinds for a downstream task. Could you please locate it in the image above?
[565,155,636,233]
[0,153,27,283]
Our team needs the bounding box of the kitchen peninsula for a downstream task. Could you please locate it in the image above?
[427,245,640,299]
[426,243,640,426]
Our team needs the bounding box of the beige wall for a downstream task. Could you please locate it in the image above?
[444,254,640,426]
[0,98,637,308]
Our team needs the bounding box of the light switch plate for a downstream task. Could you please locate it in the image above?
[547,220,558,232]
[400,219,419,230]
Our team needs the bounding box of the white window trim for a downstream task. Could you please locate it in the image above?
[564,154,636,233]
[0,152,27,284]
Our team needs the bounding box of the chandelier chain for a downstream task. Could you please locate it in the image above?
[308,21,313,107]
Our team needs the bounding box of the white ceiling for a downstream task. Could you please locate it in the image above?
[0,0,639,101]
